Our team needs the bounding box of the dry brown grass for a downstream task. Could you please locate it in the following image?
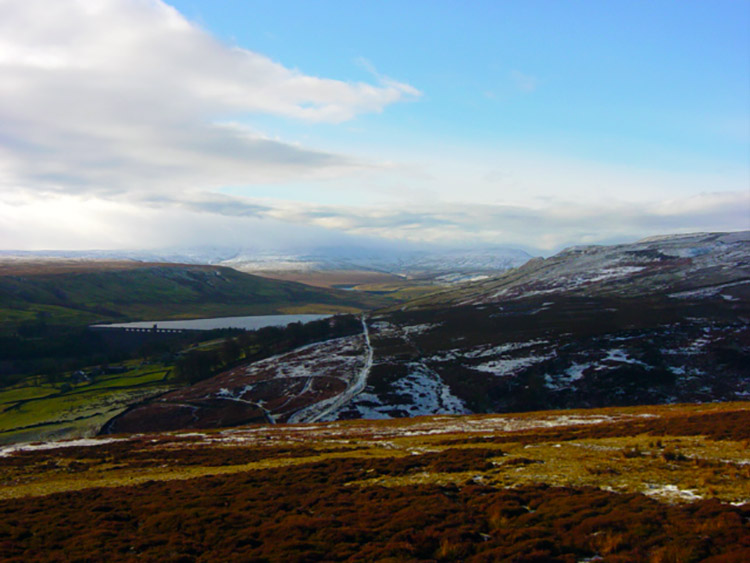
[1,401,749,506]
[1,402,749,562]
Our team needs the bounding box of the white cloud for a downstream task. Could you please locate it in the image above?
[0,0,418,200]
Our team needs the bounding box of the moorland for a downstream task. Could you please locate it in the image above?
[0,401,748,561]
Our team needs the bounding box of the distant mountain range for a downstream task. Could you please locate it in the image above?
[107,231,750,433]
[0,244,535,281]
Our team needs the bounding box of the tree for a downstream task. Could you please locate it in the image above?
[174,350,219,384]
[220,337,242,365]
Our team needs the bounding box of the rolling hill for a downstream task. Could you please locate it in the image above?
[107,232,749,433]
[0,261,392,332]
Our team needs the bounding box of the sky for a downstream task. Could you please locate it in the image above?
[0,0,748,254]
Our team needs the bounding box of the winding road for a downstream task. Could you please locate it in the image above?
[287,315,373,423]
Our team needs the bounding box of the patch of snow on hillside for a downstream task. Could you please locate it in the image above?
[370,321,400,338]
[582,266,646,284]
[428,349,462,362]
[564,362,589,381]
[602,349,649,367]
[545,362,593,391]
[273,361,317,380]
[661,245,713,259]
[464,340,549,359]
[678,336,713,355]
[392,363,468,415]
[668,280,750,299]
[331,362,468,419]
[645,484,703,502]
[401,323,441,336]
[0,437,128,457]
[473,354,554,377]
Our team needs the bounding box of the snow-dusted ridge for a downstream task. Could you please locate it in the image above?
[406,230,750,307]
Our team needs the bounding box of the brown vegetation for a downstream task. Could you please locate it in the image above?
[0,460,747,562]
[0,402,748,561]
[441,407,750,446]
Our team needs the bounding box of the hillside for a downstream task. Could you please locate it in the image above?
[402,231,750,309]
[328,231,749,418]
[0,261,391,332]
[108,232,749,433]
[0,261,393,418]
[1,402,748,561]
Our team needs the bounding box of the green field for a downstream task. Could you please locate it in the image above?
[0,361,175,444]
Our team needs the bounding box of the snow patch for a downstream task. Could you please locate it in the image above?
[668,280,750,299]
[585,266,646,283]
[645,484,703,502]
[0,437,128,457]
[473,354,554,377]
[330,362,468,420]
[602,349,649,367]
[401,323,441,337]
[464,340,549,359]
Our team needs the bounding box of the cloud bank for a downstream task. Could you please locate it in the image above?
[0,0,746,253]
[2,189,746,253]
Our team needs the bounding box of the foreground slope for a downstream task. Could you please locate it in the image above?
[1,402,748,561]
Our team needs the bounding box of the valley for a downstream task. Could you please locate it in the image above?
[95,232,750,436]
[0,232,748,561]
[4,1,747,558]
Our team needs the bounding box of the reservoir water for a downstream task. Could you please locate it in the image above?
[91,313,332,332]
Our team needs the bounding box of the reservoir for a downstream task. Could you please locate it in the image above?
[91,313,332,332]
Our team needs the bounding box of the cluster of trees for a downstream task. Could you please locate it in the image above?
[173,315,362,384]
[0,312,362,392]
[0,326,119,388]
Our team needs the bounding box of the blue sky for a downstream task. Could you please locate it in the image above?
[0,0,748,252]
[172,0,749,163]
